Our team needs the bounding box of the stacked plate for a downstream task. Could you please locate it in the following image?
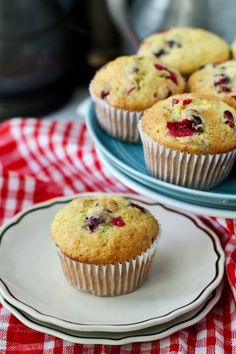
[0,193,224,344]
[86,102,236,218]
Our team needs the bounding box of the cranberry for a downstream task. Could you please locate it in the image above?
[100,90,110,99]
[224,110,235,128]
[214,75,230,86]
[153,48,166,58]
[186,109,203,128]
[220,86,232,93]
[87,216,103,232]
[166,71,178,85]
[166,40,182,48]
[172,98,180,106]
[167,115,203,137]
[127,87,135,95]
[111,216,125,227]
[213,74,232,93]
[167,119,195,137]
[154,64,178,85]
[183,98,192,105]
[192,115,203,126]
[172,98,191,106]
[154,63,165,71]
[129,202,146,213]
[231,95,236,100]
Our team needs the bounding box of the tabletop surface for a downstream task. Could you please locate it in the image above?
[0,97,235,353]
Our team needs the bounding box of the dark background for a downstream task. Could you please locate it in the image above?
[0,0,235,118]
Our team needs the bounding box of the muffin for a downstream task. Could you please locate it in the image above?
[89,55,185,142]
[139,94,236,189]
[51,195,160,296]
[188,61,236,110]
[232,39,236,59]
[138,27,230,76]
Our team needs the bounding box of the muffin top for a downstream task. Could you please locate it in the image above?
[51,196,159,264]
[140,93,236,154]
[138,27,230,76]
[90,55,185,111]
[231,39,236,59]
[188,61,236,110]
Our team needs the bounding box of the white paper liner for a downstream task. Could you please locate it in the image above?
[139,122,236,190]
[89,85,143,143]
[57,238,159,297]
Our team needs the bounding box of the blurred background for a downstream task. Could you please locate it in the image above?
[0,0,236,119]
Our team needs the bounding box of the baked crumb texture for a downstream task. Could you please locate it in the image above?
[139,93,236,189]
[91,55,185,111]
[141,93,236,154]
[138,28,230,75]
[51,196,159,264]
[189,60,236,110]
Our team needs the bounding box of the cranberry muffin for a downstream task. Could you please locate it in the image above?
[90,55,185,142]
[138,27,230,76]
[188,61,236,110]
[51,195,160,296]
[139,94,236,189]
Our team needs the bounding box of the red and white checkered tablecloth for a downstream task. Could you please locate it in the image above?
[0,117,236,353]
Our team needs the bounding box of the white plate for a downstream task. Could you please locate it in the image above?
[0,193,224,332]
[97,149,236,218]
[0,284,223,345]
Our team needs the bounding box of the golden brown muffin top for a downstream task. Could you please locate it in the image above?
[51,196,159,264]
[188,60,236,110]
[90,55,185,111]
[138,27,230,75]
[141,93,236,154]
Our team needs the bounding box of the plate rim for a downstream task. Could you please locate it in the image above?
[101,150,236,210]
[97,149,236,218]
[0,193,225,332]
[0,283,223,345]
[86,101,236,201]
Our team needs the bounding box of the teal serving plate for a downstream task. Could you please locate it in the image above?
[86,102,236,211]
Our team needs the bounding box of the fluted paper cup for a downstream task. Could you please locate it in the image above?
[89,86,142,143]
[139,122,236,190]
[56,238,159,297]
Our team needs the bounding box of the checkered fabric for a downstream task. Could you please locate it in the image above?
[0,118,235,353]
